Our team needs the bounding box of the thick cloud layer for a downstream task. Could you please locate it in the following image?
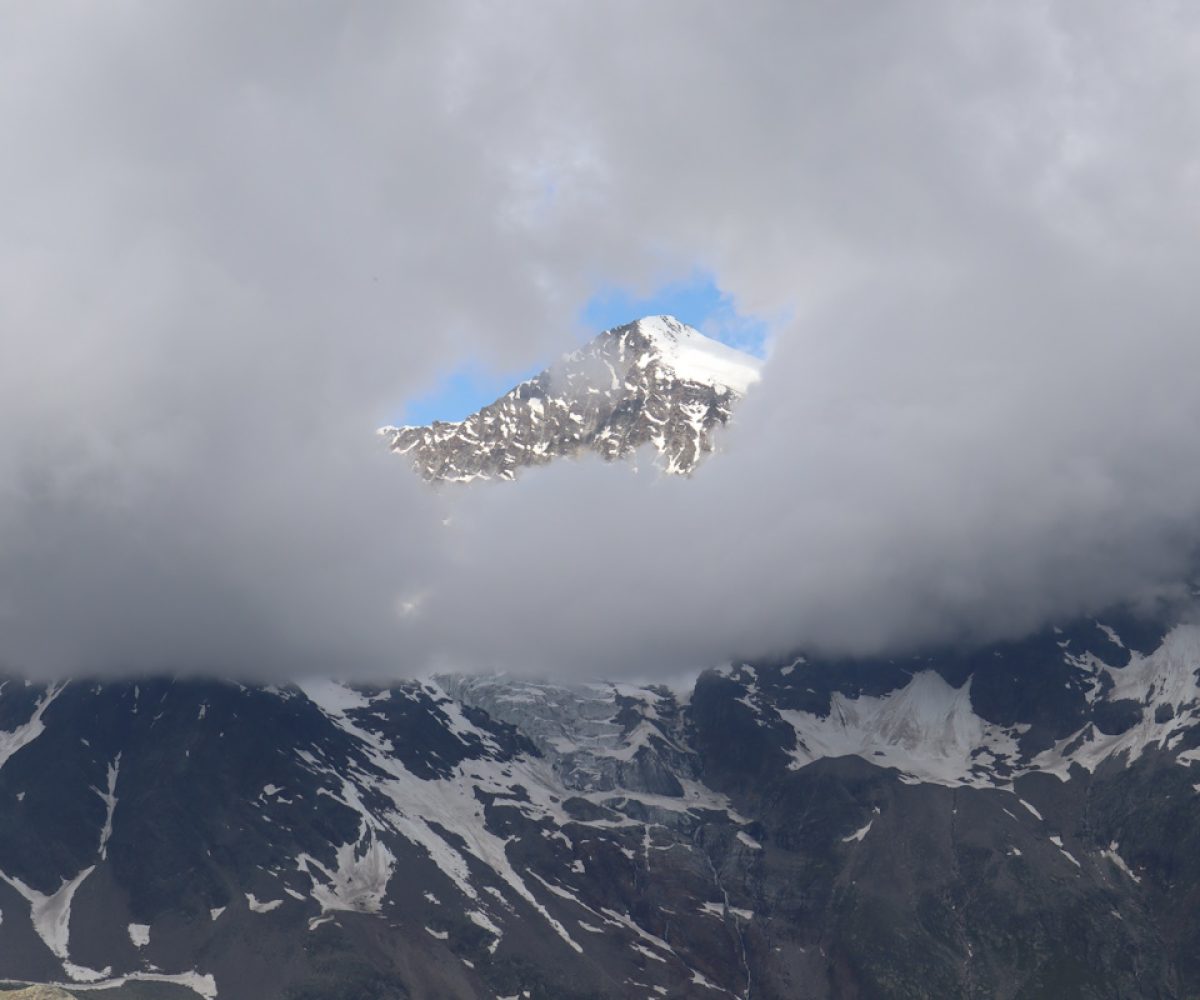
[2,2,1199,677]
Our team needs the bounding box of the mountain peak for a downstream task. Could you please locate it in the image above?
[380,316,761,482]
[629,315,762,395]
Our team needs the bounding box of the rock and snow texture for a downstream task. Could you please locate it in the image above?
[1035,622,1200,775]
[0,683,64,772]
[379,315,762,481]
[435,674,701,798]
[0,673,763,998]
[719,620,1200,792]
[0,866,99,974]
[779,671,1029,789]
[3,613,1200,997]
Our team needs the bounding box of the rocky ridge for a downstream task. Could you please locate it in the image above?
[4,614,1200,997]
[379,315,761,482]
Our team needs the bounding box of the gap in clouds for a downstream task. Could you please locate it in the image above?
[399,273,773,426]
[7,2,1200,681]
[399,360,546,426]
[582,271,773,359]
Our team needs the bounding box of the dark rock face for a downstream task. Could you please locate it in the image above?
[682,615,1191,1000]
[379,316,761,482]
[2,615,1200,998]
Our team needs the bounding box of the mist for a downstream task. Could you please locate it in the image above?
[2,1,1200,678]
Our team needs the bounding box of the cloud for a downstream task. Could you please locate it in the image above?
[1,2,1199,677]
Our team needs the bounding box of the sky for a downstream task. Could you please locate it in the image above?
[402,272,768,425]
[2,2,1200,679]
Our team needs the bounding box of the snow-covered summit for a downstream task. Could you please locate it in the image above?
[632,315,762,394]
[380,316,761,482]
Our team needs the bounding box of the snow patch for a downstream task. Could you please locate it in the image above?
[736,830,762,850]
[781,673,1025,788]
[842,809,879,843]
[1101,841,1141,882]
[93,754,121,859]
[0,864,96,974]
[1049,836,1081,869]
[636,316,761,394]
[1036,626,1200,777]
[297,819,395,916]
[41,971,218,999]
[0,683,65,773]
[245,893,282,914]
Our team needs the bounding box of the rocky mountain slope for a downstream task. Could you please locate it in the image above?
[3,613,1200,998]
[379,316,761,482]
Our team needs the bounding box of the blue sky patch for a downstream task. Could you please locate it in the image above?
[581,272,768,359]
[397,273,769,426]
[398,361,545,427]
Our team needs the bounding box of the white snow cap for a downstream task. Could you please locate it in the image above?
[634,315,762,395]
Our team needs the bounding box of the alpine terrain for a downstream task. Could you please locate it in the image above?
[4,616,1200,999]
[378,316,761,482]
[2,318,1198,1000]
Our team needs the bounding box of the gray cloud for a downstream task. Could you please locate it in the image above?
[2,1,1199,678]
